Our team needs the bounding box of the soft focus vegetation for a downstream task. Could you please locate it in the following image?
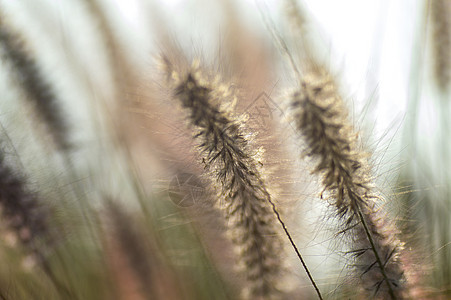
[0,0,449,299]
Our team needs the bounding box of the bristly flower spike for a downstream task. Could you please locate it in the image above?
[291,66,409,299]
[165,60,323,299]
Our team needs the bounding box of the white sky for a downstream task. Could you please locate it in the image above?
[119,0,423,146]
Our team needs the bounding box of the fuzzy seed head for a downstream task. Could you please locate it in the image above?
[292,67,409,299]
[171,66,285,299]
[0,18,70,150]
[431,0,451,92]
[0,151,49,255]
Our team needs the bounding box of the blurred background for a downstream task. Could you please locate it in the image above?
[0,0,449,298]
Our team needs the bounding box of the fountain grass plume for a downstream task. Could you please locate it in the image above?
[163,59,323,299]
[291,66,409,299]
[0,148,49,258]
[430,0,451,92]
[168,62,283,298]
[0,17,70,150]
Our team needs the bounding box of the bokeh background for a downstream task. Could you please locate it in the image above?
[0,0,449,298]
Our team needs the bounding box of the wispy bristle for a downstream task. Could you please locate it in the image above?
[291,67,409,299]
[0,18,70,150]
